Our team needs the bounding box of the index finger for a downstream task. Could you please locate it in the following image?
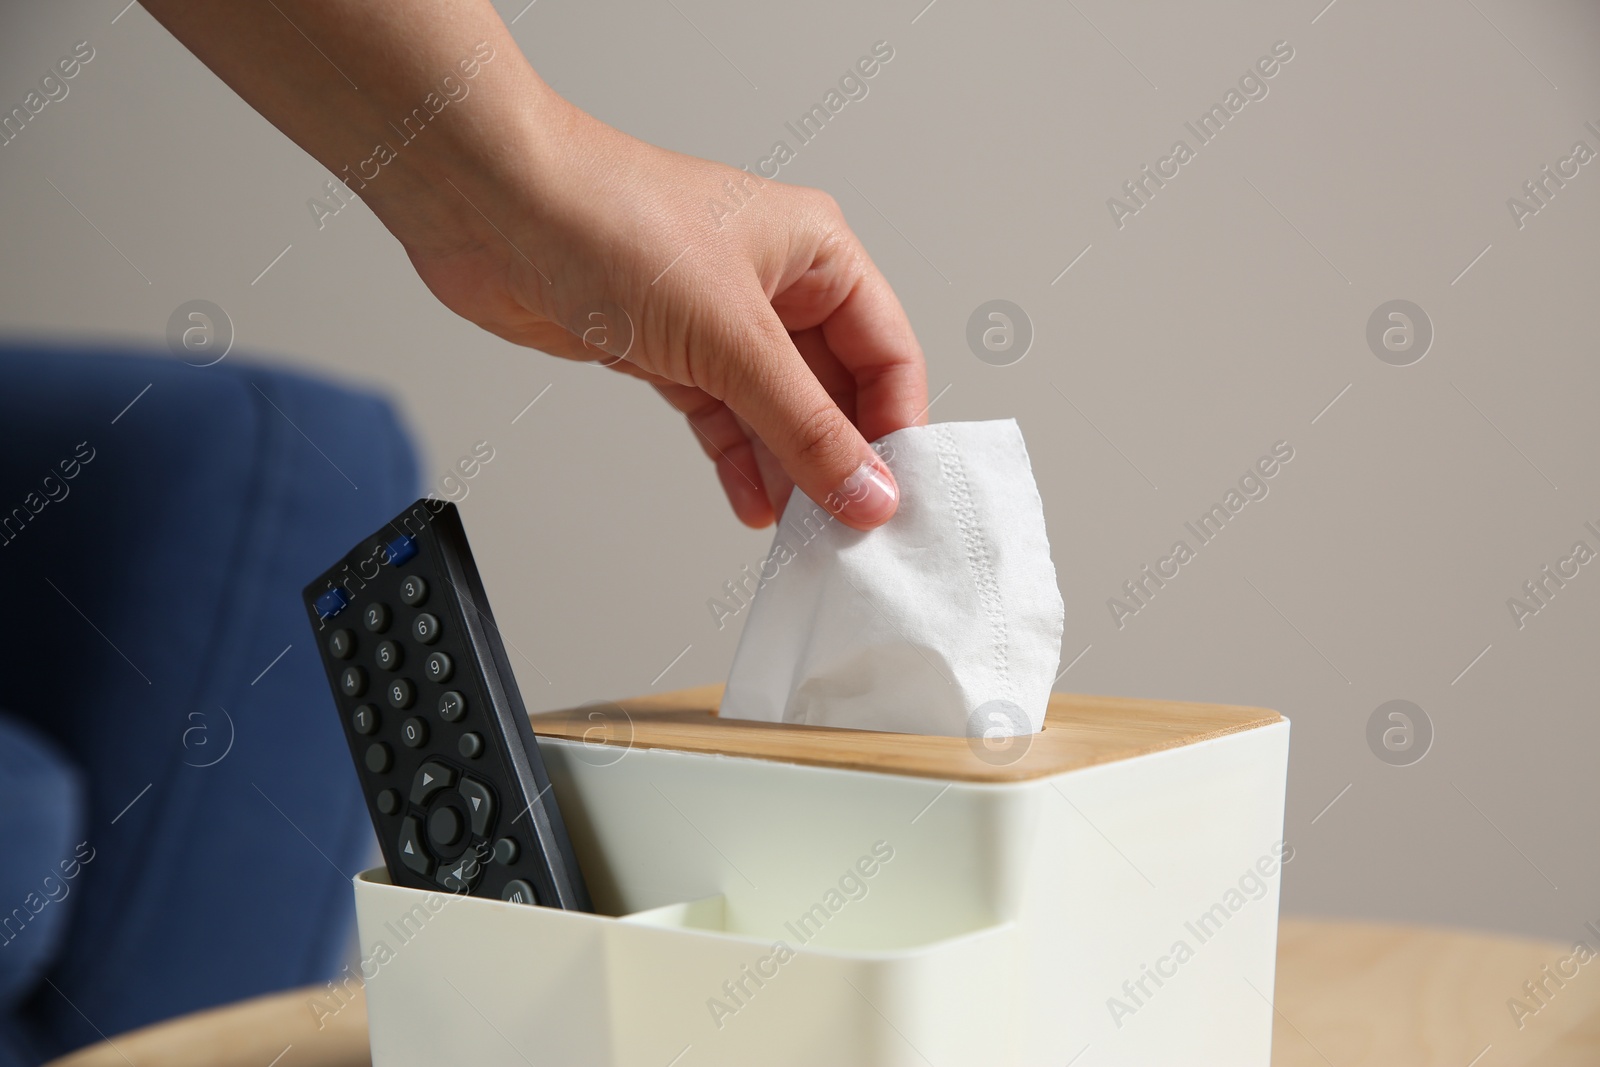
[817,255,929,443]
[769,219,928,444]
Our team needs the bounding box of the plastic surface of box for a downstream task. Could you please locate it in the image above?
[353,685,1290,1066]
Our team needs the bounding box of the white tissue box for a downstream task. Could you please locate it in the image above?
[352,685,1290,1066]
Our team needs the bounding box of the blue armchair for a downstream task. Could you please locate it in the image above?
[0,345,419,1064]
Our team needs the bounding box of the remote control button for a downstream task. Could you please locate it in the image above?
[424,651,454,683]
[328,629,355,659]
[340,666,367,697]
[428,806,463,848]
[436,851,482,892]
[459,778,495,836]
[458,732,484,760]
[412,613,441,645]
[438,691,467,722]
[385,536,418,566]
[314,588,350,619]
[400,575,429,606]
[365,742,392,774]
[398,816,431,876]
[363,603,391,633]
[374,640,404,671]
[492,837,519,865]
[501,879,536,905]
[401,717,428,748]
[351,704,379,735]
[387,678,415,709]
[376,789,400,815]
[410,760,456,805]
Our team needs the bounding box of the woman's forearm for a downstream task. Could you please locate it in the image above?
[142,0,563,255]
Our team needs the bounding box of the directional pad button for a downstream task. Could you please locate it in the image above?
[436,850,482,892]
[410,761,456,805]
[459,778,495,837]
[398,816,431,877]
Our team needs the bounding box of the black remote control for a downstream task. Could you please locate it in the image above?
[303,498,591,910]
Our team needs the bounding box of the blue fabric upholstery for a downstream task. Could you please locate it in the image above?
[0,716,84,1009]
[0,345,419,1063]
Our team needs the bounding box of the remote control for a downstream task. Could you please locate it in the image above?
[303,498,591,910]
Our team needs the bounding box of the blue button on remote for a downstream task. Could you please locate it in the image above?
[385,536,418,566]
[314,587,350,618]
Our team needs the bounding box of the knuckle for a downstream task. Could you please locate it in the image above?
[679,389,723,423]
[788,402,852,471]
[689,311,767,397]
[777,186,842,231]
[802,191,848,237]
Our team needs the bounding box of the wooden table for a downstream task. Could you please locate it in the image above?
[47,918,1600,1066]
[1271,919,1599,1067]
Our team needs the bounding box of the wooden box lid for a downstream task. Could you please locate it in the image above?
[529,685,1282,783]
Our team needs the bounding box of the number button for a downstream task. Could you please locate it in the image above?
[425,652,453,683]
[374,640,403,671]
[438,691,467,722]
[339,666,367,697]
[412,613,441,645]
[388,678,416,709]
[328,629,354,660]
[363,603,391,633]
[351,704,379,735]
[400,575,428,606]
[401,717,428,748]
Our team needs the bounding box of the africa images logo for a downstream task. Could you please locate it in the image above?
[1106,41,1296,229]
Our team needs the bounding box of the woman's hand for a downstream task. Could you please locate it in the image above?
[144,0,927,529]
[401,96,927,529]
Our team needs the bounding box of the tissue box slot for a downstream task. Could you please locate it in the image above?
[619,894,726,932]
[537,736,1036,951]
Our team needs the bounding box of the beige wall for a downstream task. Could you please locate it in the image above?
[1,1,1594,943]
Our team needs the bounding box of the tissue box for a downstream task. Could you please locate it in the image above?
[352,686,1289,1066]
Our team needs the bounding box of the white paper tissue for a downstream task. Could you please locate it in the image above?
[720,419,1063,738]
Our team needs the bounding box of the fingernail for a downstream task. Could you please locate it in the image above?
[829,458,898,528]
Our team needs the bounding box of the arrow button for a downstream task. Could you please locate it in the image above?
[459,777,495,837]
[409,760,456,805]
[435,849,483,892]
[397,816,431,877]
